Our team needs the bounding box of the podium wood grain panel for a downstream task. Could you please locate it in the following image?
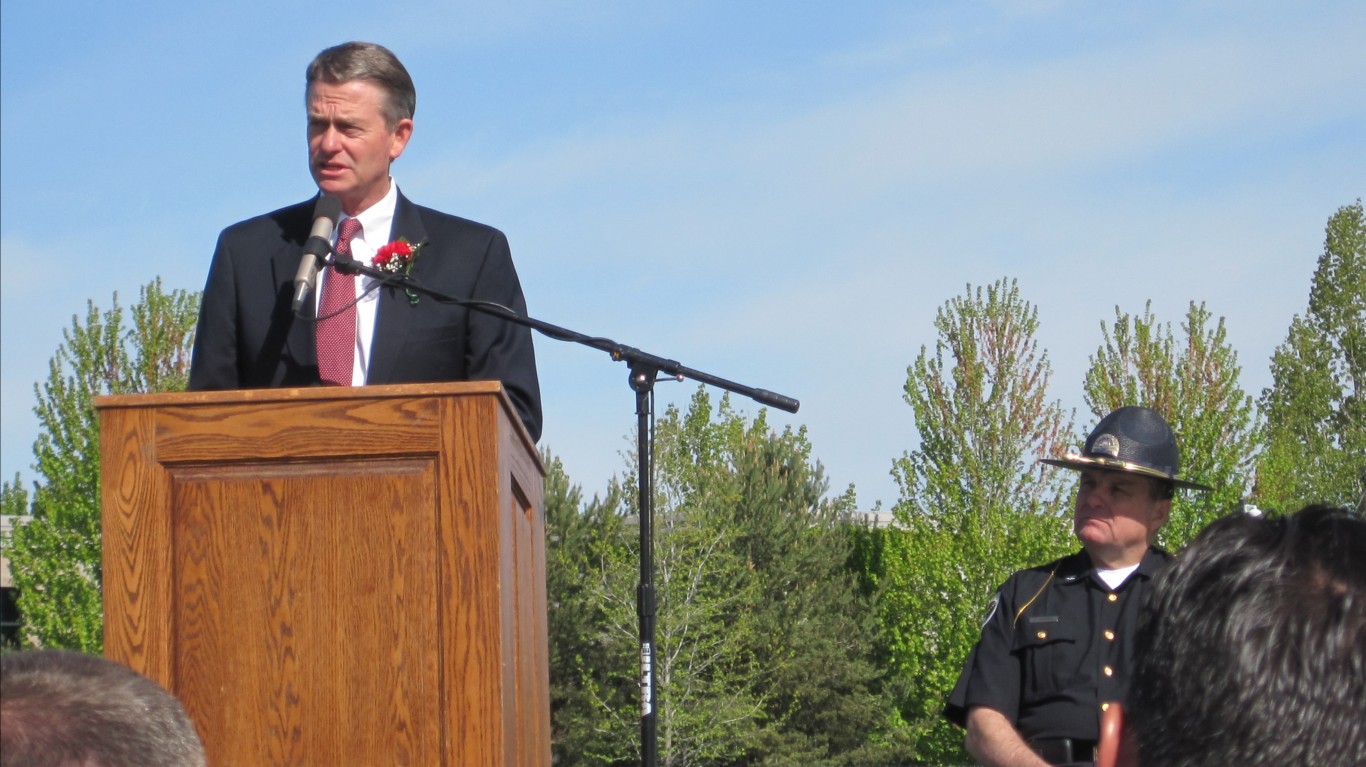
[97,383,548,767]
[170,459,440,766]
[152,397,443,463]
[101,405,174,684]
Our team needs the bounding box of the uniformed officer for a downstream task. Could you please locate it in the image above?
[943,406,1210,767]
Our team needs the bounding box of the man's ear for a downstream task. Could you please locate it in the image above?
[389,118,414,161]
[1150,497,1172,536]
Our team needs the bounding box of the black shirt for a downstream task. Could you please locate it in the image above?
[944,547,1171,742]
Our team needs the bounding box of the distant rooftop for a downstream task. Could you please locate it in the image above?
[2,515,33,589]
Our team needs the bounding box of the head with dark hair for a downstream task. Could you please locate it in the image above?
[1128,505,1366,767]
[0,649,207,767]
[306,41,415,127]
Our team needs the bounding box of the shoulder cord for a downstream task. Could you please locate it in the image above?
[1013,567,1057,628]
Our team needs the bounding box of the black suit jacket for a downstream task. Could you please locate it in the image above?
[188,192,542,441]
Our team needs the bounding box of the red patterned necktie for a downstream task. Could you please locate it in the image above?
[316,218,363,386]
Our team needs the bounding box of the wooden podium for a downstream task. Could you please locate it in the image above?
[96,382,549,767]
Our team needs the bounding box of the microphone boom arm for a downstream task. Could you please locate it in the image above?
[331,254,800,413]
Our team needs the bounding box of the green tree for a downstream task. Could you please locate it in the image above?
[587,393,767,767]
[1083,301,1257,545]
[550,390,905,766]
[544,449,636,766]
[881,279,1074,762]
[1256,200,1366,513]
[725,412,912,767]
[2,279,198,650]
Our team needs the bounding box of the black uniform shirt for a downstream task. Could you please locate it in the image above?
[943,546,1172,742]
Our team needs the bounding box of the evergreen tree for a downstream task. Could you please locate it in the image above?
[549,390,905,766]
[544,449,636,766]
[881,279,1074,762]
[726,416,912,767]
[1083,301,1257,545]
[3,280,198,649]
[1257,200,1366,512]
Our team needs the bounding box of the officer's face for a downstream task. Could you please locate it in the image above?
[1073,468,1170,566]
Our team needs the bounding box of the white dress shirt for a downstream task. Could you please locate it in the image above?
[315,178,399,386]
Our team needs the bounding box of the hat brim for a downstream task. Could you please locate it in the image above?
[1040,454,1213,492]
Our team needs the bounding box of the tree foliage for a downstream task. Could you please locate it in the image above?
[1083,301,1257,545]
[724,409,912,767]
[880,279,1074,762]
[2,279,198,650]
[546,390,907,766]
[1256,200,1366,513]
[544,449,634,764]
[894,280,1076,527]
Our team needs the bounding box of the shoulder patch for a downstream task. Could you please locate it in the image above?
[980,593,1001,630]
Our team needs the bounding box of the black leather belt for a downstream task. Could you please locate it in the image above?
[1029,737,1097,765]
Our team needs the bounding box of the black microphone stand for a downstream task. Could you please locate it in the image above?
[327,254,799,767]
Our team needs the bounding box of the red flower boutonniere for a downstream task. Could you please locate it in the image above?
[371,237,425,305]
[373,238,423,274]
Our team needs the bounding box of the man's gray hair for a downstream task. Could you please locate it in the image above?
[1,649,207,767]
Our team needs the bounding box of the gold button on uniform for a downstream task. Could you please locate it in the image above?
[1104,630,1116,641]
[1108,593,1118,603]
[1101,702,1111,712]
[1104,666,1113,677]
[1037,631,1047,639]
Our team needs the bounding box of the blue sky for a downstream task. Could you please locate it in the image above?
[3,1,1363,510]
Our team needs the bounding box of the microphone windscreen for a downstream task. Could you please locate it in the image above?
[313,194,342,222]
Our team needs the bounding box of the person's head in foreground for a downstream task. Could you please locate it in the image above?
[1,649,207,767]
[1124,504,1366,767]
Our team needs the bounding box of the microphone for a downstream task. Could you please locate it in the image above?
[292,195,343,315]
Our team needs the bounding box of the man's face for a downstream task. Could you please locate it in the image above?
[1073,468,1170,566]
[307,79,412,215]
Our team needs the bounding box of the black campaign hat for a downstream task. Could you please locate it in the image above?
[1040,406,1211,491]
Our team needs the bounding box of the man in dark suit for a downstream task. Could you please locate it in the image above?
[189,41,541,441]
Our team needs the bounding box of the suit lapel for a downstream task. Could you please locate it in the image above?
[367,192,429,384]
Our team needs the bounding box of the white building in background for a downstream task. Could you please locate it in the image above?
[1,514,30,645]
[841,509,902,529]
